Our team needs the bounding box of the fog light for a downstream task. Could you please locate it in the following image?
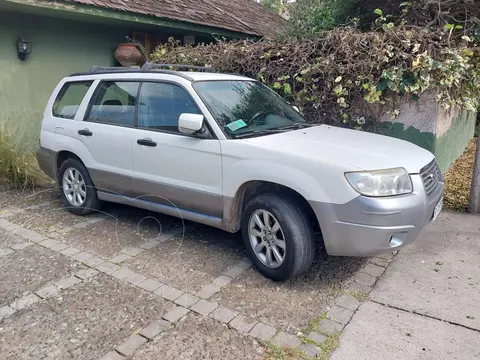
[389,236,404,248]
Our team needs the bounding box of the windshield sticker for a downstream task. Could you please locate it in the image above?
[226,119,247,132]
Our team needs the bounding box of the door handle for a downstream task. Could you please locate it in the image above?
[78,129,93,136]
[137,138,157,147]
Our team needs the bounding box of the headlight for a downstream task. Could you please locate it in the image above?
[345,168,413,197]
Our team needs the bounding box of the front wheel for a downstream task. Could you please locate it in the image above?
[242,193,315,281]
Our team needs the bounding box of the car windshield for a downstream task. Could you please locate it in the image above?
[193,80,307,138]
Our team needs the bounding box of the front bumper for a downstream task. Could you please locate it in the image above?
[310,174,444,257]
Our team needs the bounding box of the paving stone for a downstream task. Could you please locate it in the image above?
[138,278,163,292]
[9,242,34,251]
[29,234,46,243]
[212,275,233,287]
[139,319,171,339]
[163,306,189,323]
[196,283,222,299]
[154,285,183,301]
[229,315,257,333]
[111,267,137,280]
[369,257,390,268]
[13,228,39,240]
[95,261,120,274]
[362,263,386,277]
[125,273,148,286]
[271,331,302,347]
[174,293,200,308]
[355,272,377,287]
[209,307,238,324]
[319,319,343,335]
[84,256,106,267]
[0,248,14,256]
[336,294,361,311]
[49,242,70,252]
[248,323,276,341]
[60,247,82,257]
[38,238,60,248]
[0,306,15,320]
[190,299,219,316]
[10,294,40,311]
[301,343,320,357]
[376,252,395,261]
[115,335,148,356]
[99,351,124,360]
[36,284,60,299]
[55,276,82,290]
[75,268,99,280]
[348,281,372,294]
[110,254,132,264]
[71,251,94,262]
[327,305,355,325]
[307,331,327,344]
[122,247,145,257]
[139,240,160,249]
[223,258,253,279]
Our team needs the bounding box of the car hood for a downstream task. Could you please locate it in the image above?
[242,125,435,173]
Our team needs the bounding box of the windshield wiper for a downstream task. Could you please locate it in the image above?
[231,129,289,139]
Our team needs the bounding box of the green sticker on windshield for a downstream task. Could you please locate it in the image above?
[226,119,247,132]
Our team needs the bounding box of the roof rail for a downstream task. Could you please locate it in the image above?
[70,65,195,81]
[142,62,216,73]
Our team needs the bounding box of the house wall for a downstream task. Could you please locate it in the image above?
[0,10,125,148]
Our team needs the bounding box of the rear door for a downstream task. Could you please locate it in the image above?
[75,80,140,195]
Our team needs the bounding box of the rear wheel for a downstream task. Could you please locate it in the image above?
[242,193,315,281]
[58,158,102,215]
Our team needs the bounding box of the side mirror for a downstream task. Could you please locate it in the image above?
[178,113,204,135]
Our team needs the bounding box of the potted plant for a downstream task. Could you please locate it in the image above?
[114,37,147,67]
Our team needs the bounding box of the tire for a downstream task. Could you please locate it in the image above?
[58,158,102,215]
[242,193,315,281]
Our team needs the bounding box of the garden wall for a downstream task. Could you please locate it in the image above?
[374,93,476,172]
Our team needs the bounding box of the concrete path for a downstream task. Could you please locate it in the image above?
[331,212,480,360]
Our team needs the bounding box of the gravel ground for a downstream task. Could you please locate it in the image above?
[0,187,368,359]
[131,313,263,360]
[0,274,174,360]
[0,246,84,307]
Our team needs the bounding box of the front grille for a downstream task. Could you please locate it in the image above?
[420,160,441,196]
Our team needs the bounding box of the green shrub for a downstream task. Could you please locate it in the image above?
[152,26,480,128]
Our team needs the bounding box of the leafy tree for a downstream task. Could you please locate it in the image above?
[259,0,288,14]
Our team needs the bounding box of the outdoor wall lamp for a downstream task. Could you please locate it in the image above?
[17,37,31,61]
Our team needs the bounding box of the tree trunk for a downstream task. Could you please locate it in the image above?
[468,131,480,213]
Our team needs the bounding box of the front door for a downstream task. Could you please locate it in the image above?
[131,81,223,218]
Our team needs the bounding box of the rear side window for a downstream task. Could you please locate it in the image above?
[52,81,93,119]
[86,81,140,127]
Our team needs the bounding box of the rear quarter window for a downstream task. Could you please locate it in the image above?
[52,81,93,119]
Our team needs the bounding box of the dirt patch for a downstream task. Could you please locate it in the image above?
[124,224,246,293]
[0,228,28,248]
[60,204,184,258]
[0,245,84,307]
[0,274,174,360]
[213,247,366,333]
[131,313,263,360]
[0,186,58,211]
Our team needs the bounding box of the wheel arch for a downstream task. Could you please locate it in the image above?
[225,180,320,234]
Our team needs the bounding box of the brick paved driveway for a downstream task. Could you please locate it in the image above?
[0,186,392,360]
